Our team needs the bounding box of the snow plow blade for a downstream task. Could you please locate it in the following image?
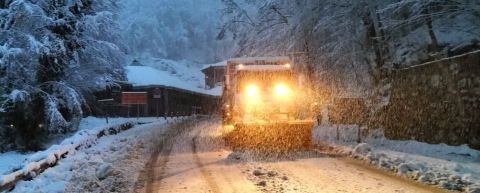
[223,121,314,151]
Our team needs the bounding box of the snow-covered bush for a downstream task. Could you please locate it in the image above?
[0,89,44,152]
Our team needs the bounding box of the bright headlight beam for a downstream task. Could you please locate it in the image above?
[246,85,257,97]
[275,85,288,96]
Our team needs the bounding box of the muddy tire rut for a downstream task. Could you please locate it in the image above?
[134,120,194,193]
[134,119,229,193]
[192,136,222,193]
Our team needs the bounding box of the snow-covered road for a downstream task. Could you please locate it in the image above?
[6,117,476,193]
[134,119,450,193]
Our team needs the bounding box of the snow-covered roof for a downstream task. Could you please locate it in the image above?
[125,66,221,96]
[201,57,290,70]
[238,65,291,71]
[228,56,290,63]
[202,60,227,70]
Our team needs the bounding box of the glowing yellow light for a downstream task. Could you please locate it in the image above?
[314,102,318,106]
[275,85,289,96]
[226,104,230,108]
[285,63,290,67]
[246,85,257,97]
[238,64,244,68]
[227,113,230,116]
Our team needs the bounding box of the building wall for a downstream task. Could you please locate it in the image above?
[94,82,133,117]
[204,66,226,89]
[381,52,480,149]
[126,86,222,118]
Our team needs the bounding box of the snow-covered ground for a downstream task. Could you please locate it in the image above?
[4,119,177,193]
[0,117,143,175]
[0,116,176,192]
[4,117,475,193]
[6,115,478,192]
[0,152,32,177]
[313,124,480,192]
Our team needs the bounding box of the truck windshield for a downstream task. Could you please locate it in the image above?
[236,70,293,93]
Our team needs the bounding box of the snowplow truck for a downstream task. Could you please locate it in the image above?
[222,57,314,150]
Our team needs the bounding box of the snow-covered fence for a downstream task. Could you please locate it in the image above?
[0,122,136,192]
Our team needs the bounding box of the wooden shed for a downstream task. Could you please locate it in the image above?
[201,61,227,90]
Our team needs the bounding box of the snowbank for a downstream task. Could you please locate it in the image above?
[314,125,480,192]
[1,128,103,187]
[0,117,167,188]
[78,117,164,131]
[6,120,174,192]
[0,152,31,176]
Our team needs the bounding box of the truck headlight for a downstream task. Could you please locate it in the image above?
[246,85,257,98]
[275,85,288,96]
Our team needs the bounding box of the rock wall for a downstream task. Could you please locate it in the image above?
[381,51,480,149]
[328,98,368,125]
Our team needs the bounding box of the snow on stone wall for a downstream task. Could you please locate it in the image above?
[380,51,480,150]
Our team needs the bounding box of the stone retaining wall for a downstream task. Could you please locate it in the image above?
[381,51,480,149]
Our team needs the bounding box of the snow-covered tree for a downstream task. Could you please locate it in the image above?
[0,0,126,152]
[119,0,234,64]
[218,0,480,98]
[380,0,480,65]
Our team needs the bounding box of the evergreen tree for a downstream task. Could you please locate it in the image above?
[0,0,126,151]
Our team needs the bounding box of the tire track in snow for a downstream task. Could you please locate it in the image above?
[143,141,173,193]
[192,132,222,193]
[135,121,191,193]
